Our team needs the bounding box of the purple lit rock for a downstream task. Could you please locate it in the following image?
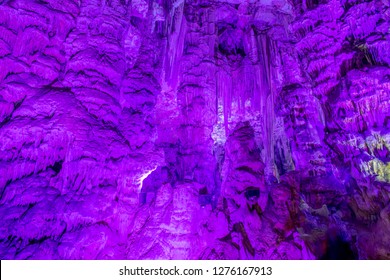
[0,0,389,260]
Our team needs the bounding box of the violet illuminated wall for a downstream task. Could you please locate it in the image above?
[0,0,389,260]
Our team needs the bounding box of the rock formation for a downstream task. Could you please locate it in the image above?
[0,0,389,259]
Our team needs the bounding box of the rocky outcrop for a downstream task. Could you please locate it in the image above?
[0,0,389,259]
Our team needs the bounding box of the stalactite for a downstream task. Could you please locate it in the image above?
[216,70,232,135]
[163,0,186,89]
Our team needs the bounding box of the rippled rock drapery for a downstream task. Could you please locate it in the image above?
[0,0,389,260]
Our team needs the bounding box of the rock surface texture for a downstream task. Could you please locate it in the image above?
[0,0,389,259]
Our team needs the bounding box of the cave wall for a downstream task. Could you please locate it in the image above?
[0,0,389,259]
